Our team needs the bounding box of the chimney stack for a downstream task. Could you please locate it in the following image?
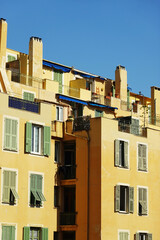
[115,65,127,101]
[29,36,43,79]
[0,18,7,68]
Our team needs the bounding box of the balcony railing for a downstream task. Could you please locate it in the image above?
[58,165,76,180]
[73,115,90,131]
[60,212,76,225]
[118,123,147,137]
[9,96,40,113]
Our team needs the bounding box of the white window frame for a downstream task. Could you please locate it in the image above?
[137,142,148,172]
[2,115,19,153]
[118,229,130,240]
[136,231,149,240]
[0,223,17,240]
[1,167,19,206]
[56,106,63,122]
[6,52,17,62]
[28,171,45,208]
[137,186,148,216]
[31,124,42,155]
[116,138,130,170]
[117,183,130,213]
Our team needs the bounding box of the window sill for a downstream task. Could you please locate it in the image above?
[118,211,129,214]
[3,148,18,153]
[138,169,148,172]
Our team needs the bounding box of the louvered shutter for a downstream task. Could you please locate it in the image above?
[11,226,15,240]
[124,141,128,168]
[30,174,38,205]
[135,233,140,240]
[138,144,143,170]
[10,171,19,201]
[129,187,134,213]
[142,145,147,171]
[114,140,119,166]
[44,126,51,156]
[37,175,46,202]
[42,228,48,240]
[115,185,120,212]
[26,122,32,153]
[148,233,152,240]
[11,119,18,151]
[2,171,10,203]
[2,226,11,240]
[23,226,30,240]
[142,188,147,215]
[4,118,12,150]
[119,232,123,240]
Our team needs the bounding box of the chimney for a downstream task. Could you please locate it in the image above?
[29,36,43,79]
[151,86,160,124]
[0,18,7,68]
[115,65,127,101]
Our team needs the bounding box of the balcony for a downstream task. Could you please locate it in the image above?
[118,123,147,137]
[58,165,76,180]
[73,115,90,131]
[9,96,40,113]
[60,212,76,225]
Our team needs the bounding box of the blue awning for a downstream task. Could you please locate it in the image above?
[57,95,88,105]
[73,71,96,79]
[88,102,118,110]
[43,60,71,73]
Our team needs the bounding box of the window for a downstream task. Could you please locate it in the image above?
[30,174,46,207]
[138,187,148,215]
[23,227,48,240]
[95,110,103,117]
[2,225,15,240]
[115,185,134,213]
[56,106,63,121]
[2,170,19,205]
[135,232,152,240]
[119,231,129,240]
[25,122,50,156]
[4,117,18,151]
[55,141,60,163]
[23,91,35,102]
[54,70,63,94]
[138,144,147,171]
[115,140,129,168]
[130,118,139,135]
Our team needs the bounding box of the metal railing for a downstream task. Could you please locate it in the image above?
[60,212,76,225]
[73,115,90,131]
[118,123,147,137]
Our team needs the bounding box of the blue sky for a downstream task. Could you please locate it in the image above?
[1,0,160,97]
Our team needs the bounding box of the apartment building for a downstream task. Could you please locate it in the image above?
[0,18,160,240]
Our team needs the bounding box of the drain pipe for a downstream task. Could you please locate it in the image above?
[86,130,90,240]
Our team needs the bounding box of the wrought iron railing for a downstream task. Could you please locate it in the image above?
[60,212,76,225]
[73,115,90,131]
[118,123,147,137]
[9,96,40,113]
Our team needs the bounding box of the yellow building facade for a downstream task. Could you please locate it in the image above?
[0,18,160,240]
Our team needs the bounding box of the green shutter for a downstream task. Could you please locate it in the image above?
[124,141,128,168]
[142,145,147,171]
[54,70,63,94]
[11,120,18,151]
[11,226,15,240]
[2,171,10,203]
[119,232,123,240]
[115,185,120,212]
[23,226,30,240]
[37,175,46,202]
[23,92,34,102]
[138,144,143,170]
[148,233,152,240]
[42,228,48,240]
[30,174,39,205]
[44,126,51,156]
[135,233,140,240]
[4,118,11,150]
[114,140,119,166]
[10,171,19,202]
[2,226,11,240]
[26,122,32,153]
[129,187,134,213]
